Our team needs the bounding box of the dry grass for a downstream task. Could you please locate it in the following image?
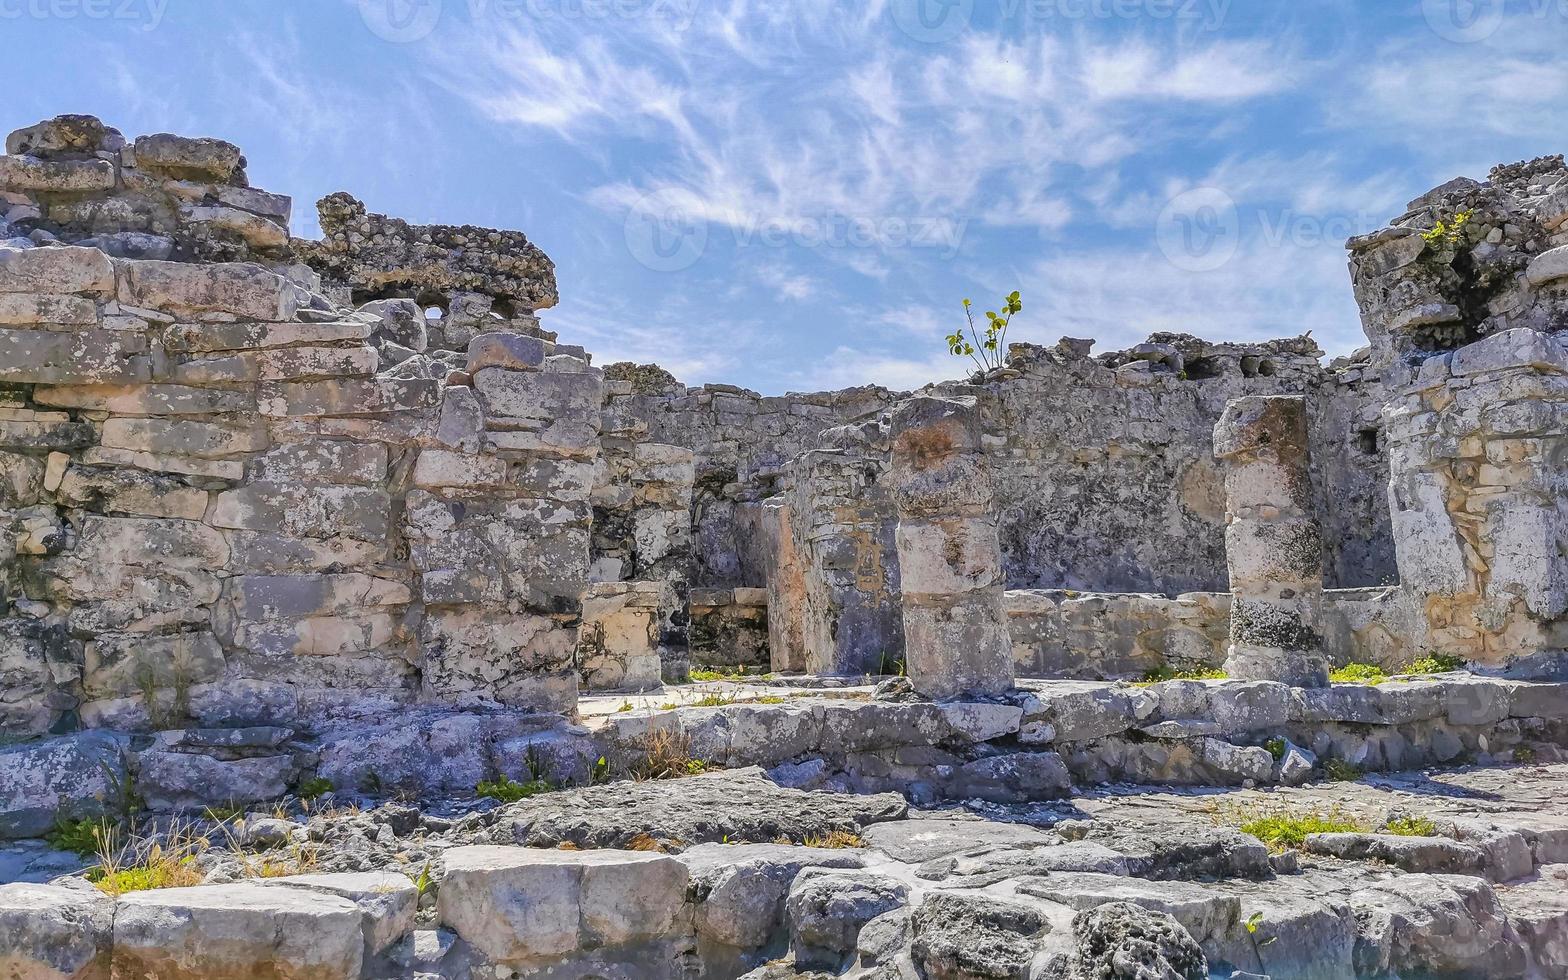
[216,819,321,880]
[629,727,714,781]
[626,832,673,853]
[89,822,208,896]
[775,830,867,849]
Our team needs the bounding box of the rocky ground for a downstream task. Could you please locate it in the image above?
[6,761,1567,978]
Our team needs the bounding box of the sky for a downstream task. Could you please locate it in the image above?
[8,0,1567,394]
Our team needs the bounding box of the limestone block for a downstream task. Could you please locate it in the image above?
[83,630,226,699]
[0,450,43,507]
[900,596,1014,700]
[681,843,865,951]
[7,114,124,156]
[0,619,76,739]
[1486,500,1568,619]
[435,386,483,452]
[255,346,377,381]
[261,872,417,961]
[35,383,253,415]
[411,448,508,490]
[1347,874,1524,978]
[250,441,387,485]
[437,847,689,964]
[78,445,243,480]
[259,377,440,417]
[215,185,292,224]
[168,319,370,352]
[0,245,114,294]
[0,328,149,385]
[0,883,112,980]
[180,204,289,249]
[0,154,115,192]
[579,582,664,692]
[419,609,578,712]
[210,483,391,542]
[225,573,412,621]
[234,611,400,661]
[0,416,94,451]
[112,883,364,980]
[116,259,296,319]
[0,732,129,838]
[473,366,603,424]
[895,517,1006,595]
[134,751,295,811]
[467,332,545,373]
[1525,244,1568,286]
[786,871,909,971]
[1018,685,1137,743]
[130,133,244,180]
[100,417,268,459]
[1450,327,1568,377]
[0,292,97,325]
[71,514,229,568]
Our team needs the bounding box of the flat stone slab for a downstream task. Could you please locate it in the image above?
[491,768,908,850]
[861,818,1056,863]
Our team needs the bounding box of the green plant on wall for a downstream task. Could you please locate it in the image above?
[947,291,1022,374]
[1421,209,1474,250]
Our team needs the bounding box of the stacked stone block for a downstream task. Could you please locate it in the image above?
[1385,328,1568,674]
[586,387,695,686]
[1213,396,1330,687]
[889,395,1014,700]
[783,423,904,677]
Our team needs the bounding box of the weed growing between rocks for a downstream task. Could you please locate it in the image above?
[476,775,553,803]
[796,831,867,849]
[1385,816,1439,837]
[1323,759,1364,782]
[630,727,713,781]
[1215,803,1368,852]
[1329,663,1388,684]
[1137,666,1228,685]
[88,823,208,896]
[45,816,115,857]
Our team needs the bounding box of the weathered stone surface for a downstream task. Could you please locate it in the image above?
[786,871,908,970]
[0,732,129,838]
[112,883,364,980]
[682,843,865,951]
[130,133,244,180]
[261,872,417,960]
[0,883,113,980]
[134,750,294,811]
[1061,901,1207,980]
[0,155,115,193]
[494,769,907,850]
[438,846,688,963]
[116,259,295,319]
[909,890,1051,980]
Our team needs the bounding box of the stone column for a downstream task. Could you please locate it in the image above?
[1214,395,1329,687]
[890,395,1014,700]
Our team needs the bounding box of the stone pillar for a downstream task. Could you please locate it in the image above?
[890,395,1014,700]
[1214,395,1329,687]
[789,424,904,677]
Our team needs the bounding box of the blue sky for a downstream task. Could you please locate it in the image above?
[8,0,1566,393]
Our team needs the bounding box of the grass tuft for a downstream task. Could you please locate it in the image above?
[1385,816,1438,837]
[1136,666,1228,685]
[1329,663,1388,685]
[1217,804,1369,852]
[476,775,553,803]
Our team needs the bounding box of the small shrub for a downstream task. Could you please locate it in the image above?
[1264,738,1287,762]
[1399,653,1465,675]
[476,775,553,803]
[407,861,434,898]
[616,701,634,713]
[1138,666,1228,685]
[1220,804,1368,852]
[296,777,333,801]
[47,817,115,858]
[690,667,749,682]
[1421,209,1474,249]
[753,695,788,705]
[591,756,612,785]
[946,291,1023,373]
[1385,816,1438,837]
[1323,759,1363,782]
[1514,745,1537,763]
[691,691,740,708]
[1329,663,1387,685]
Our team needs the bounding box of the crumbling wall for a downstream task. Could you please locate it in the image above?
[1349,154,1568,369]
[1006,588,1422,680]
[608,334,1399,607]
[0,116,595,738]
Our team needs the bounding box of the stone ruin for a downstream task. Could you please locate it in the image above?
[0,114,1567,979]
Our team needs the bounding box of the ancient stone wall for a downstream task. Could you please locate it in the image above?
[0,116,597,739]
[1005,587,1421,680]
[608,334,1398,606]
